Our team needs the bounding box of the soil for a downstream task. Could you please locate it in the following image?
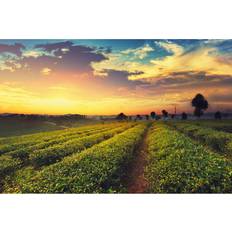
[126,128,150,193]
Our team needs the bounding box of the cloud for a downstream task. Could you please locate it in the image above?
[3,40,232,82]
[209,93,232,103]
[1,59,22,72]
[56,44,107,73]
[23,50,44,58]
[121,44,154,59]
[155,40,184,56]
[0,43,25,56]
[98,69,145,89]
[124,71,232,111]
[144,72,232,93]
[17,55,58,74]
[0,41,108,75]
[29,41,107,74]
[35,41,73,53]
[93,40,232,80]
[41,67,52,76]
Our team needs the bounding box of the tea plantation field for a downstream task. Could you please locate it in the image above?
[1,120,232,193]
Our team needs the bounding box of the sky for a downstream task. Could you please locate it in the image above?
[0,39,232,115]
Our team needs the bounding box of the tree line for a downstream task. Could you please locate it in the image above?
[116,93,223,120]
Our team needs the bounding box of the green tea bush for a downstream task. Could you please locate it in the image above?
[29,124,134,168]
[0,155,22,179]
[0,123,126,156]
[15,124,147,193]
[146,123,232,193]
[0,123,114,145]
[3,167,37,193]
[169,122,232,155]
[4,125,121,160]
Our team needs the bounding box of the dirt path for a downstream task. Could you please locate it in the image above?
[126,127,150,193]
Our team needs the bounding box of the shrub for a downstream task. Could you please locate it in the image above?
[168,122,232,156]
[4,124,121,160]
[0,123,123,155]
[0,155,22,179]
[145,123,232,193]
[15,124,147,193]
[29,124,134,168]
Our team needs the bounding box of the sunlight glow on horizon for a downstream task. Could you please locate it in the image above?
[0,39,232,115]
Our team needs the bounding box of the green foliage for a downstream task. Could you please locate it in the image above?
[145,123,232,193]
[13,124,147,193]
[0,122,134,192]
[29,124,134,168]
[0,123,124,156]
[3,125,121,160]
[2,120,231,194]
[169,122,232,155]
[3,167,37,193]
[0,155,22,179]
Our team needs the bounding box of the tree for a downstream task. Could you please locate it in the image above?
[136,114,142,120]
[145,115,149,120]
[162,110,168,119]
[191,93,208,118]
[214,111,222,120]
[171,114,175,119]
[182,112,188,120]
[150,111,156,119]
[116,112,127,120]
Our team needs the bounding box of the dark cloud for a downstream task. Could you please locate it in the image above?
[99,69,145,89]
[1,41,108,75]
[150,72,232,89]
[134,71,232,105]
[18,55,58,73]
[58,46,107,73]
[35,41,73,52]
[34,41,108,73]
[0,43,25,56]
[209,94,232,103]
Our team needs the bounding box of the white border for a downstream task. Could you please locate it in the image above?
[0,194,231,232]
[1,0,232,231]
[1,0,232,39]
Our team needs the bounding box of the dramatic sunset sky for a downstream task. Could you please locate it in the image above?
[0,39,232,115]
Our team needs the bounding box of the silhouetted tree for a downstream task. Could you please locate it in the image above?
[214,111,222,120]
[192,93,208,118]
[182,112,188,120]
[145,115,149,120]
[136,114,142,120]
[171,114,175,119]
[150,111,156,119]
[116,113,127,120]
[162,110,168,119]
